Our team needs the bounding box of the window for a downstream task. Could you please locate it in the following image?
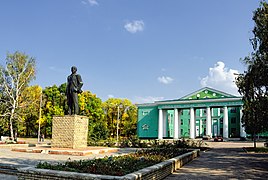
[230,108,237,113]
[181,119,183,125]
[142,111,149,116]
[220,117,223,124]
[220,108,224,113]
[181,129,183,135]
[231,117,236,124]
[204,109,207,115]
[188,119,190,125]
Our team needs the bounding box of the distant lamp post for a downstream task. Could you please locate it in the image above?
[116,104,123,146]
[116,104,130,146]
[38,88,42,143]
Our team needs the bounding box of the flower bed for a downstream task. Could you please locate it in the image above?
[18,149,200,180]
[244,147,268,153]
[37,147,189,176]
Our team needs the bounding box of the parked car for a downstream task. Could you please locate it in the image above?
[202,135,210,140]
[214,136,223,142]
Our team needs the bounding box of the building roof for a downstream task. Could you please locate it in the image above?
[137,87,242,108]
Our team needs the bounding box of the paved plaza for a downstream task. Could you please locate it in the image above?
[0,141,267,179]
[165,141,268,179]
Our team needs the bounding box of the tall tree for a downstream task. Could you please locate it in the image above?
[102,98,137,139]
[79,91,108,141]
[236,1,268,148]
[0,51,36,139]
[19,85,42,137]
[42,85,65,137]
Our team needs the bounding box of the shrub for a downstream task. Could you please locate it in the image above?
[37,145,189,176]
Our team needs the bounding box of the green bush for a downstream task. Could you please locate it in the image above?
[37,145,189,176]
[245,147,268,153]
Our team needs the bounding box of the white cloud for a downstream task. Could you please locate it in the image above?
[133,96,164,104]
[200,61,239,95]
[158,76,174,84]
[124,20,144,33]
[81,0,98,6]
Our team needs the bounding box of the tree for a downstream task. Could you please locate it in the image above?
[42,85,65,137]
[19,85,42,137]
[0,51,36,139]
[120,104,137,138]
[102,98,137,140]
[236,1,268,148]
[79,91,108,141]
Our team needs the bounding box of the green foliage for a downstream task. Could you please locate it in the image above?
[37,145,189,176]
[42,85,65,137]
[236,1,268,147]
[0,51,36,139]
[79,91,108,141]
[102,98,137,139]
[245,147,268,153]
[19,85,42,137]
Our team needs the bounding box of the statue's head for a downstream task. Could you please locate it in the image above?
[71,66,77,74]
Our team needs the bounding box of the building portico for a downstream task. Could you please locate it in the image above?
[138,87,245,139]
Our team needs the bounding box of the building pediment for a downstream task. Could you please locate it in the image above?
[180,87,238,100]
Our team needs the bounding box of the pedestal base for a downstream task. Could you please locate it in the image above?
[52,115,88,149]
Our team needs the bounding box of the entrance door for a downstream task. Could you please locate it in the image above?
[213,119,218,137]
[213,124,218,137]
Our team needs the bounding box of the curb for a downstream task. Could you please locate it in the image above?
[16,149,200,180]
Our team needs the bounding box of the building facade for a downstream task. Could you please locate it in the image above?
[137,87,246,139]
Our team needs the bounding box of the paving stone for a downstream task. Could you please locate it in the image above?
[165,141,268,180]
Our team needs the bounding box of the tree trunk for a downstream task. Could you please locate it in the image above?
[253,132,257,149]
[9,108,15,140]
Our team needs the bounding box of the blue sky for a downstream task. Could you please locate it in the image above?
[0,0,261,103]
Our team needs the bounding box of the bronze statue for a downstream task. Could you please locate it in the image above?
[66,66,83,115]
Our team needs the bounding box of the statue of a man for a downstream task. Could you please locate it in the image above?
[66,66,83,115]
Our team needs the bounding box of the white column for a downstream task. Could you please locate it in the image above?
[190,107,195,139]
[211,108,214,117]
[206,107,212,137]
[178,109,182,138]
[194,109,197,137]
[174,109,179,139]
[163,110,167,137]
[158,109,163,139]
[200,117,203,136]
[240,107,246,137]
[223,106,229,138]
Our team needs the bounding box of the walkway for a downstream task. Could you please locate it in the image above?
[0,141,267,179]
[0,146,136,180]
[165,141,268,179]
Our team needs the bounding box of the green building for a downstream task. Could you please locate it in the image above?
[137,87,246,139]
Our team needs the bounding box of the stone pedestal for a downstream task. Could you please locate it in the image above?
[52,115,88,149]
